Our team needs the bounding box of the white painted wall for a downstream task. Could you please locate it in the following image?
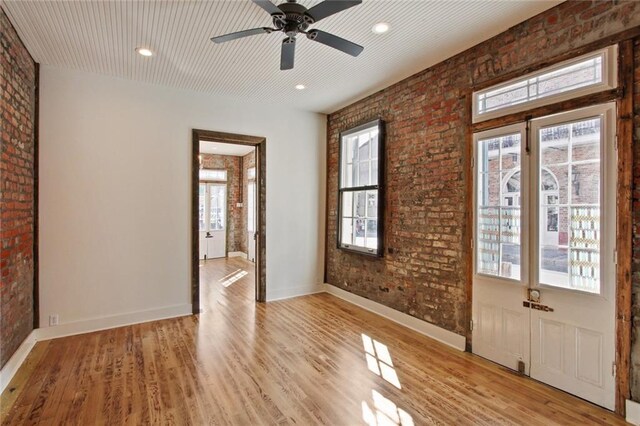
[38,65,326,328]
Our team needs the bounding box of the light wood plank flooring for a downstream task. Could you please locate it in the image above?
[1,257,626,425]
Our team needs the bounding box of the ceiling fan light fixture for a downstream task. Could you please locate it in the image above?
[295,84,306,90]
[371,22,390,34]
[135,47,154,57]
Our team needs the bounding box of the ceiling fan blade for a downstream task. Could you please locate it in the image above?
[305,0,361,22]
[307,29,363,57]
[252,0,283,16]
[211,27,273,44]
[281,37,296,70]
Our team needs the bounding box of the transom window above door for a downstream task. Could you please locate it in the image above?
[473,46,617,123]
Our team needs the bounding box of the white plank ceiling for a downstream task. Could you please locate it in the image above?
[2,0,560,113]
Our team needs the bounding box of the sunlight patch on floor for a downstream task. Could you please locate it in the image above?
[362,334,401,389]
[220,270,248,287]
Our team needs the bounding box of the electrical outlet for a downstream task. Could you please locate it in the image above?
[49,314,59,326]
[237,202,243,207]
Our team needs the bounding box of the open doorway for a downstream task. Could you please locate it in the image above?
[192,129,266,314]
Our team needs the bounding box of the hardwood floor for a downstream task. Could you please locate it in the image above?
[1,256,626,425]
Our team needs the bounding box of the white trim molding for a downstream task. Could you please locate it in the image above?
[627,400,640,425]
[0,330,38,394]
[267,284,324,302]
[36,304,192,341]
[323,284,466,351]
[0,304,191,393]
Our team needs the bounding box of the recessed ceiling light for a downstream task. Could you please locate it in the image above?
[295,84,306,90]
[372,22,390,34]
[135,47,154,57]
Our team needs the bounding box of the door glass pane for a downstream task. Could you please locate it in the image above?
[538,117,601,293]
[199,184,206,231]
[476,132,522,280]
[210,185,226,231]
[248,183,255,232]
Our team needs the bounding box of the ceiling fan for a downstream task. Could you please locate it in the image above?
[211,0,364,70]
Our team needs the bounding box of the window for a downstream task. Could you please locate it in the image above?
[338,119,384,256]
[199,183,226,232]
[475,127,524,280]
[199,169,227,181]
[473,46,617,122]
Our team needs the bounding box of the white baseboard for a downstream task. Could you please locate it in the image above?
[0,330,38,394]
[627,400,640,425]
[228,251,247,258]
[0,304,192,394]
[267,284,324,302]
[36,304,192,341]
[323,284,466,351]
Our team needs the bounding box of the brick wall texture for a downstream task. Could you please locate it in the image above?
[241,149,256,256]
[200,154,243,253]
[327,0,640,341]
[0,9,36,369]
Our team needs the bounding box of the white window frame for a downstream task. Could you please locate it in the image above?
[473,45,618,123]
[338,119,384,257]
[199,168,227,181]
[530,102,616,297]
[473,123,529,286]
[472,103,616,297]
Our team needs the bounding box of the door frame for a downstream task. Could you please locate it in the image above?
[192,129,267,311]
[466,38,634,415]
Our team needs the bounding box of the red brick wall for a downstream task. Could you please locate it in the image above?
[0,9,37,368]
[326,1,640,338]
[240,150,256,255]
[200,154,242,253]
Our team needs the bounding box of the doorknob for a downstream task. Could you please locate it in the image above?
[527,288,541,303]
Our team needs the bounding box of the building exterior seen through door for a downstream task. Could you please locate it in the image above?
[199,182,227,259]
[472,103,617,410]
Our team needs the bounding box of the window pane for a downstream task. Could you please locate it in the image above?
[342,192,353,217]
[371,134,378,159]
[247,167,256,180]
[366,191,378,218]
[358,134,370,161]
[210,185,225,231]
[476,132,522,280]
[355,191,366,217]
[366,220,377,249]
[354,218,366,247]
[341,218,354,245]
[371,160,378,185]
[358,161,369,186]
[477,53,606,117]
[539,117,602,293]
[200,169,227,181]
[199,184,206,231]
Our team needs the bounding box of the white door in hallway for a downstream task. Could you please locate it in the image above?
[247,179,256,262]
[199,183,227,260]
[472,104,617,410]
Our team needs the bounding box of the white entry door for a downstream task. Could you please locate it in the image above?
[247,180,256,262]
[199,183,227,260]
[472,103,616,410]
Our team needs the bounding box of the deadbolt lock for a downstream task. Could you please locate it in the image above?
[527,288,541,303]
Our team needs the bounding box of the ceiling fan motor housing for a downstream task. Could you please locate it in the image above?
[273,1,314,36]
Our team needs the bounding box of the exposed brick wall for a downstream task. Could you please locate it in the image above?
[326,0,640,338]
[241,150,256,256]
[200,154,242,253]
[0,9,36,368]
